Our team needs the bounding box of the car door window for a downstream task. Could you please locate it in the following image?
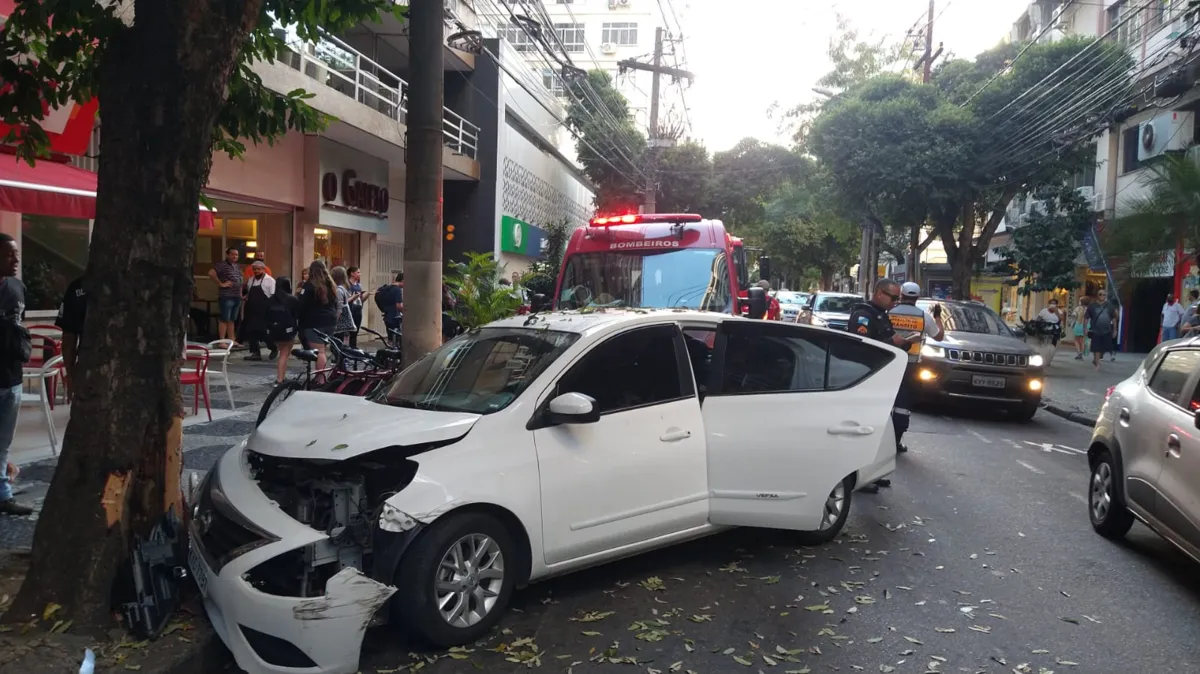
[720,330,827,393]
[828,337,895,390]
[682,328,716,398]
[1149,350,1200,407]
[556,325,689,414]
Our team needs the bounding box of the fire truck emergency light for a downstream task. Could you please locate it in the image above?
[590,213,703,226]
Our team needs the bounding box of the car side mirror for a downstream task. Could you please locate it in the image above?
[546,392,600,425]
[741,286,767,319]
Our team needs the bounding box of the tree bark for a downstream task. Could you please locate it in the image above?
[4,0,262,633]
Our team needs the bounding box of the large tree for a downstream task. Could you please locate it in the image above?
[810,37,1131,298]
[0,0,396,632]
[655,140,711,213]
[707,137,799,231]
[993,184,1093,294]
[563,69,645,214]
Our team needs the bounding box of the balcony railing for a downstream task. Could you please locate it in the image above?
[273,27,481,160]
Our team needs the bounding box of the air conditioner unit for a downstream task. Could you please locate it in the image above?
[1138,112,1192,162]
[1091,190,1106,212]
[600,42,617,54]
[1076,186,1095,202]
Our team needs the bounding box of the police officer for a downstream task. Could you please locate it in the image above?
[847,279,920,492]
[888,282,945,454]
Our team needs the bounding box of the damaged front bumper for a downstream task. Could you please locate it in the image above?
[189,447,397,674]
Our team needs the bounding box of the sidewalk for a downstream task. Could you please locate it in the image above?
[1039,345,1144,426]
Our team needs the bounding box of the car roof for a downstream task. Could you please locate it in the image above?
[814,292,860,298]
[916,298,988,307]
[486,309,727,336]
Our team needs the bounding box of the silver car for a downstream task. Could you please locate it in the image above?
[797,292,861,331]
[1087,337,1200,562]
[776,291,810,322]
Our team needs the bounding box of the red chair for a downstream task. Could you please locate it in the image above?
[181,346,212,421]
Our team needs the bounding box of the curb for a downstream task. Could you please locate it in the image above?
[1042,402,1098,428]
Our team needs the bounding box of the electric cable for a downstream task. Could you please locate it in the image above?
[962,0,1079,106]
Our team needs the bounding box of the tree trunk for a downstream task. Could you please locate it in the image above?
[4,0,262,633]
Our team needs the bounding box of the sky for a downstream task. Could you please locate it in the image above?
[682,0,1032,152]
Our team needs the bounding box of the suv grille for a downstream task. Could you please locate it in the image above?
[946,349,1028,367]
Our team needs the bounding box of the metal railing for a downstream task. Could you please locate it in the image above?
[274,26,481,159]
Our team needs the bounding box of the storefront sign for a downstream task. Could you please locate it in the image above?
[321,170,388,216]
[500,215,547,256]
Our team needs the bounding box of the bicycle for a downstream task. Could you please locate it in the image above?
[255,330,402,426]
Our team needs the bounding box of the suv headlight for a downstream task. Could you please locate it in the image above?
[920,344,944,358]
[1029,354,1045,367]
[811,315,827,327]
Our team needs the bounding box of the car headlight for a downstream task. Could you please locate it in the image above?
[920,344,944,358]
[1029,354,1044,367]
[811,315,827,327]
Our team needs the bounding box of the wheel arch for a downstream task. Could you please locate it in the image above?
[417,503,535,589]
[1088,435,1127,502]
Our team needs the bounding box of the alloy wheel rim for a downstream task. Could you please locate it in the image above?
[819,482,846,530]
[434,533,505,628]
[1090,462,1112,522]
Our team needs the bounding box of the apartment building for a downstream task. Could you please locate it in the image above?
[482,0,690,133]
[0,1,594,332]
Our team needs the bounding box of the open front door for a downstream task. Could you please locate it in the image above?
[703,321,905,531]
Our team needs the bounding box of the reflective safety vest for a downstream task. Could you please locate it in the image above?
[888,303,926,363]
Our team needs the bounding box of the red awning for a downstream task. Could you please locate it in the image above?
[0,157,216,228]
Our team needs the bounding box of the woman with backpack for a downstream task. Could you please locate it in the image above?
[266,276,301,384]
[298,260,339,378]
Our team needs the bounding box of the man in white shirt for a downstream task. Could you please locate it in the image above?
[242,260,277,360]
[1036,299,1063,345]
[1162,294,1187,342]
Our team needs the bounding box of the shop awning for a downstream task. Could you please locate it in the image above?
[0,158,216,228]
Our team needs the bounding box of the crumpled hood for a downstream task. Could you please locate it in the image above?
[250,391,480,460]
[929,331,1036,355]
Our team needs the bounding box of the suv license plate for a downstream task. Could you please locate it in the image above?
[972,375,1006,389]
[188,545,209,597]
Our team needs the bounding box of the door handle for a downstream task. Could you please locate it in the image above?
[660,429,691,443]
[1167,433,1182,457]
[1118,407,1131,423]
[827,425,874,436]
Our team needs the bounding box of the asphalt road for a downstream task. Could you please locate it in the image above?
[354,407,1200,674]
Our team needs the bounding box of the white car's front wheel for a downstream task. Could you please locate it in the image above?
[796,476,853,545]
[392,512,517,647]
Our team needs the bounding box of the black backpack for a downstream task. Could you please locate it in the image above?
[266,297,296,336]
[374,284,392,313]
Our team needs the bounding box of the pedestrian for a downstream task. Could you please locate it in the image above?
[297,260,338,379]
[1086,290,1117,371]
[847,279,921,493]
[0,234,32,515]
[241,260,277,361]
[266,277,300,384]
[1161,293,1186,343]
[1036,298,1063,351]
[208,247,242,345]
[346,266,366,349]
[374,272,404,347]
[331,266,357,344]
[296,267,309,296]
[887,282,945,455]
[241,253,272,283]
[1070,296,1089,360]
[54,276,86,395]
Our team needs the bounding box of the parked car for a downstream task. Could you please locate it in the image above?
[1087,337,1200,563]
[188,309,906,674]
[911,299,1045,420]
[776,291,810,322]
[798,292,861,330]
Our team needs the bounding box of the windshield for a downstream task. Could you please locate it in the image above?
[814,295,858,313]
[380,328,579,415]
[777,292,808,306]
[919,301,1009,335]
[558,249,732,311]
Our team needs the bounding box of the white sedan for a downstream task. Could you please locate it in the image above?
[187,309,905,674]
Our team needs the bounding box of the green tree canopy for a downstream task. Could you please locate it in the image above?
[655,140,712,212]
[563,70,646,214]
[707,137,801,230]
[1105,154,1200,272]
[992,185,1093,294]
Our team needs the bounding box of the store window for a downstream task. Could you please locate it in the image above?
[21,215,90,311]
[313,227,360,270]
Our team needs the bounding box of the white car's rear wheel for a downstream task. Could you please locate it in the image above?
[797,476,853,545]
[392,512,517,647]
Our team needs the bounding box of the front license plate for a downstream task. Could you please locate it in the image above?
[972,375,1006,389]
[188,544,210,597]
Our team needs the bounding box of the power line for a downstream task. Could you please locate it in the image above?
[962,0,1080,105]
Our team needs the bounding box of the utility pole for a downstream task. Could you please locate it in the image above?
[618,29,694,214]
[906,0,941,289]
[403,0,444,366]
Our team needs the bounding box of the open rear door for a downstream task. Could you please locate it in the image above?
[703,320,905,531]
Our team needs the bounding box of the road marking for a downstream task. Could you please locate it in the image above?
[1023,440,1081,456]
[1016,459,1044,475]
[1069,491,1088,504]
[1057,444,1087,455]
[1006,439,1023,450]
[968,430,992,444]
[941,415,953,422]
[1079,388,1097,396]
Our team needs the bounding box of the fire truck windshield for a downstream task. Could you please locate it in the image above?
[558,248,732,311]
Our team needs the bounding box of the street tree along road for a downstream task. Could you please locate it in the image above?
[809,38,1132,299]
[0,0,401,633]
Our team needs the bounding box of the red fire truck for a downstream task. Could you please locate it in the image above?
[544,213,771,316]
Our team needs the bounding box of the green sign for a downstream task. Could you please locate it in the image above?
[500,215,532,255]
